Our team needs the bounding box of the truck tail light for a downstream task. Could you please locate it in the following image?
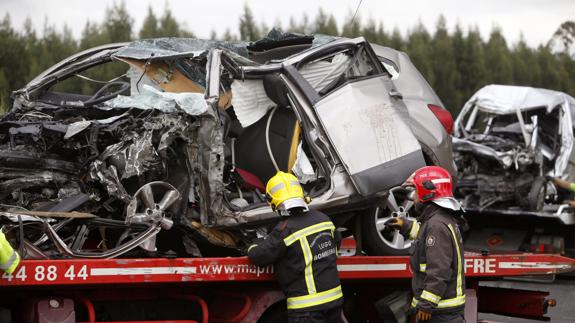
[428,104,454,135]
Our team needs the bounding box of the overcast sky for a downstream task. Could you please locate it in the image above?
[2,0,574,47]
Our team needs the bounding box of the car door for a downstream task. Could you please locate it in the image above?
[289,39,426,196]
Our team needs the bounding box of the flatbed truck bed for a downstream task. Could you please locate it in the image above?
[1,252,573,323]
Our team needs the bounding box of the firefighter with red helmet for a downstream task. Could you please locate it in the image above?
[386,166,466,323]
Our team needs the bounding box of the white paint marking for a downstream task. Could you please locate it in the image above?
[498,262,569,270]
[90,267,197,276]
[337,264,406,271]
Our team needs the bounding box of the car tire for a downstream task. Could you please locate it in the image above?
[528,176,547,211]
[362,187,417,256]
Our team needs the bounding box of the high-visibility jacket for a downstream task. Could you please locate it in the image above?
[406,204,466,314]
[247,209,343,312]
[0,232,20,274]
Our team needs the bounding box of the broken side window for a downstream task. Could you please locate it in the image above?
[43,60,131,107]
[297,45,382,97]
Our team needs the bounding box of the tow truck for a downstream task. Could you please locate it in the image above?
[1,238,573,323]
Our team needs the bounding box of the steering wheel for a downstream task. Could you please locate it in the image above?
[84,81,130,107]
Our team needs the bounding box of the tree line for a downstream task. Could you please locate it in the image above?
[0,2,574,117]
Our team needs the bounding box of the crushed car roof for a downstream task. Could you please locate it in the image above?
[113,38,251,60]
[113,31,337,62]
[464,84,575,115]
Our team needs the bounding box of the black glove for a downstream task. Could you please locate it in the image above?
[243,238,264,255]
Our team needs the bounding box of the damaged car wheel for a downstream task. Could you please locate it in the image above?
[362,187,416,256]
[527,176,547,211]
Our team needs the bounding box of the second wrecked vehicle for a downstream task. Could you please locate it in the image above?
[453,84,575,216]
[0,31,454,258]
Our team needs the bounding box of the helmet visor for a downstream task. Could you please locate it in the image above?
[278,197,309,212]
[432,197,463,211]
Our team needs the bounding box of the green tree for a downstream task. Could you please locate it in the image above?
[80,21,105,49]
[0,71,9,114]
[460,27,487,100]
[299,14,311,34]
[40,22,79,92]
[536,45,561,89]
[362,18,378,43]
[239,4,260,40]
[375,22,389,45]
[431,16,459,113]
[159,6,181,36]
[405,22,433,84]
[103,1,133,42]
[512,35,537,86]
[0,14,29,112]
[326,15,339,36]
[341,11,361,38]
[23,17,42,80]
[451,24,466,109]
[209,30,217,40]
[484,28,513,84]
[139,6,160,38]
[222,28,237,41]
[314,8,338,35]
[558,53,575,94]
[549,21,575,54]
[287,14,310,34]
[39,21,77,73]
[260,22,269,36]
[389,27,403,50]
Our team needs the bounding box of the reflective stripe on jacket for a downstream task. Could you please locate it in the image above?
[0,232,20,274]
[409,204,465,314]
[247,209,343,312]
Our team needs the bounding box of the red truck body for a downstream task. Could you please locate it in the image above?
[1,251,573,323]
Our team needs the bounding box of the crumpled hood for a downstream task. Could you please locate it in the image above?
[452,137,511,167]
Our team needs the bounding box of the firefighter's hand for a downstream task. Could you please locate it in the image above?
[384,217,405,230]
[416,308,432,321]
[384,217,413,237]
[243,238,264,255]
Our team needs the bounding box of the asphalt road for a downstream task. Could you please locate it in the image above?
[478,277,575,322]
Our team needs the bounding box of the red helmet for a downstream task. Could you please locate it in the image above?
[409,166,453,202]
[407,166,462,211]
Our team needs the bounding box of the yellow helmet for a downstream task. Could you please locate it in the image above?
[266,171,309,215]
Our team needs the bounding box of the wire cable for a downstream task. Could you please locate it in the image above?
[74,73,127,84]
[265,107,280,172]
[351,0,364,26]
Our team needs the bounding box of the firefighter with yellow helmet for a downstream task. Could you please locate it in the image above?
[247,171,343,323]
[0,231,20,275]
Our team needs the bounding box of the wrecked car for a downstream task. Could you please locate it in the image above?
[453,84,575,218]
[0,31,454,259]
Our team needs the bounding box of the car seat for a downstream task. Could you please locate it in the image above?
[233,74,301,185]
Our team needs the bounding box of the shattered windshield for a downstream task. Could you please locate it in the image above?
[48,60,130,101]
[461,105,561,146]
